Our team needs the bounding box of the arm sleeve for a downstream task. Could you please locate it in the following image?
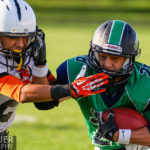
[0,72,26,102]
[34,99,59,110]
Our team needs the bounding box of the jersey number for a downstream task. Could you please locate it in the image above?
[140,64,150,77]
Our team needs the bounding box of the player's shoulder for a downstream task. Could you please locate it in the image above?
[56,55,88,84]
[127,61,150,88]
[135,62,150,77]
[67,55,88,69]
[132,61,150,81]
[66,55,88,65]
[57,55,88,72]
[126,62,150,110]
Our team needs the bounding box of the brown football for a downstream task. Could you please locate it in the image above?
[102,108,148,129]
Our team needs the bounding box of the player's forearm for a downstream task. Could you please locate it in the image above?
[27,70,51,102]
[130,127,150,145]
[9,72,106,103]
[21,75,50,103]
[20,84,52,103]
[20,84,71,103]
[113,127,150,146]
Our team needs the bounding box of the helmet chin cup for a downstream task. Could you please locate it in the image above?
[13,50,23,70]
[0,46,33,70]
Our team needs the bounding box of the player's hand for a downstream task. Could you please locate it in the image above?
[92,109,118,141]
[33,28,47,66]
[70,72,109,98]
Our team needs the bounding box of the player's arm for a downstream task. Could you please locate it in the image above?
[113,110,150,145]
[32,28,61,109]
[113,126,150,146]
[0,72,108,103]
[31,28,49,85]
[31,28,68,103]
[32,28,71,109]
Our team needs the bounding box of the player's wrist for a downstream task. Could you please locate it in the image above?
[117,129,131,145]
[51,84,71,99]
[35,65,46,68]
[113,130,119,142]
[32,64,48,77]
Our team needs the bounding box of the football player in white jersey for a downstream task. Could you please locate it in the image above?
[0,0,109,149]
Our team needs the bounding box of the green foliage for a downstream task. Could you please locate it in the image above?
[25,0,150,26]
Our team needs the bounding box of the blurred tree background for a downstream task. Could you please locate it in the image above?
[26,0,150,26]
[25,0,150,67]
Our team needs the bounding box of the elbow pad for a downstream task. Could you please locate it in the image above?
[34,99,59,110]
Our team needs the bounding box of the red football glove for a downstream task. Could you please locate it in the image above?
[70,73,109,98]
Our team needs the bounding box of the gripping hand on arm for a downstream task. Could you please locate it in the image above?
[70,72,109,98]
[32,28,49,79]
[70,64,109,98]
[51,64,109,99]
[32,28,47,66]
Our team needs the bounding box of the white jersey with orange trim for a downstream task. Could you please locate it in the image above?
[0,55,34,133]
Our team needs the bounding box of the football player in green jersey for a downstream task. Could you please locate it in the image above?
[36,20,150,150]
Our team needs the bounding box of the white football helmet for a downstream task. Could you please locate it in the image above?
[0,0,37,70]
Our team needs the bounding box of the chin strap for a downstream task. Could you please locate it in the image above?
[13,49,23,70]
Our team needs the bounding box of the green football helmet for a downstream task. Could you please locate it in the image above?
[88,20,141,84]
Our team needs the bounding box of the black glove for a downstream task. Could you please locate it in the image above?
[33,28,47,66]
[98,111,118,141]
[91,109,118,141]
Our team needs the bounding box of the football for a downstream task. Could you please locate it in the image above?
[102,108,148,129]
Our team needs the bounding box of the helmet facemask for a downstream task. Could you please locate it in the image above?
[0,33,36,70]
[0,0,37,70]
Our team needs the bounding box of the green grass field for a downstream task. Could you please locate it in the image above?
[9,0,150,150]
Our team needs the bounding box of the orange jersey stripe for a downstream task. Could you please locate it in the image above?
[0,75,26,102]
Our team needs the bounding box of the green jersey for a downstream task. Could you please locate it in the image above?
[56,55,150,149]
